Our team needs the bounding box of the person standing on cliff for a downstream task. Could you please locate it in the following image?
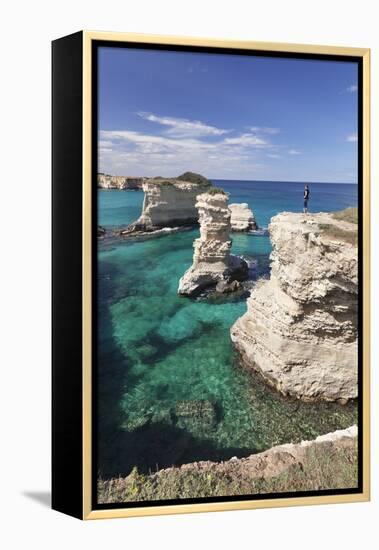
[303,184,310,214]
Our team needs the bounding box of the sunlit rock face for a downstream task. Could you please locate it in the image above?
[178,192,248,296]
[231,212,358,402]
[97,174,144,190]
[125,172,212,233]
[229,203,258,231]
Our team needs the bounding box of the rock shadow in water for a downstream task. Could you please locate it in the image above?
[98,419,254,479]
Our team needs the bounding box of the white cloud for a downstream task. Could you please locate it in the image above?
[224,133,268,147]
[137,112,229,137]
[346,84,358,93]
[99,110,287,179]
[99,128,275,178]
[99,140,113,148]
[346,133,358,142]
[249,126,280,134]
[288,149,301,155]
[100,130,219,157]
[101,129,271,153]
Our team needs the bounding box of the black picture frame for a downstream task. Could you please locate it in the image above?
[52,31,370,520]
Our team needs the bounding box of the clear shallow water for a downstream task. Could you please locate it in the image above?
[97,180,358,479]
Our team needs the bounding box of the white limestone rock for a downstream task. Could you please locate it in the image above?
[231,211,358,402]
[229,203,258,231]
[127,173,211,233]
[178,192,248,296]
[97,174,144,190]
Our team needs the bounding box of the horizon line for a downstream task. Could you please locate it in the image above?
[210,177,358,185]
[98,172,357,185]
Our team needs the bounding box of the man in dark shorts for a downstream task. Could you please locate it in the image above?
[303,184,310,213]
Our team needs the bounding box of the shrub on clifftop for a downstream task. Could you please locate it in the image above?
[332,207,358,224]
[177,172,211,185]
[207,186,227,196]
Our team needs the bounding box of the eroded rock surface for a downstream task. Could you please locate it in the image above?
[98,174,144,190]
[229,203,258,231]
[231,212,358,402]
[125,172,211,234]
[178,192,248,296]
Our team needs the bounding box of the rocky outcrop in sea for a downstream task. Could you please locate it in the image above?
[178,190,248,296]
[98,173,144,190]
[123,172,212,235]
[231,211,358,402]
[229,203,258,231]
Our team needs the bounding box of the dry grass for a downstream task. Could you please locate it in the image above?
[98,440,358,504]
[319,224,357,245]
[332,207,358,224]
[318,207,358,245]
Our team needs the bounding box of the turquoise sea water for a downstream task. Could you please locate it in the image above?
[97,180,358,479]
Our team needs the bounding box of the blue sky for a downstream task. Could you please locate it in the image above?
[98,47,358,183]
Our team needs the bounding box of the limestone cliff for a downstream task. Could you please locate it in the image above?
[229,203,258,231]
[97,174,144,190]
[126,172,212,233]
[231,211,358,402]
[178,191,248,296]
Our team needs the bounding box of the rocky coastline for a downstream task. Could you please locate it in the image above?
[122,172,212,236]
[98,171,263,243]
[98,425,358,503]
[231,211,358,402]
[97,188,359,500]
[98,173,144,190]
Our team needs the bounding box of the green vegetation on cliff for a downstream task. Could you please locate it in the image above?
[319,208,358,245]
[207,186,227,196]
[148,172,212,187]
[332,207,358,224]
[177,171,211,185]
[98,436,357,504]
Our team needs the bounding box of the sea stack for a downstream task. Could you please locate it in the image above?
[178,190,248,296]
[229,203,258,231]
[231,211,358,402]
[124,172,212,234]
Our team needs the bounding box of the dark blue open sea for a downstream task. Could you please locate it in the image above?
[97,180,358,479]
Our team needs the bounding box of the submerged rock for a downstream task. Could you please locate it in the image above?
[174,399,218,431]
[229,203,258,231]
[125,172,212,234]
[231,212,358,402]
[97,225,106,237]
[215,278,242,294]
[119,226,190,240]
[178,191,248,296]
[121,413,152,432]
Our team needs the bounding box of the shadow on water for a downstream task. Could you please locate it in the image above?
[97,254,259,479]
[99,420,253,479]
[97,280,255,479]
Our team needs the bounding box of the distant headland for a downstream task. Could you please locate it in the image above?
[97,173,145,190]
